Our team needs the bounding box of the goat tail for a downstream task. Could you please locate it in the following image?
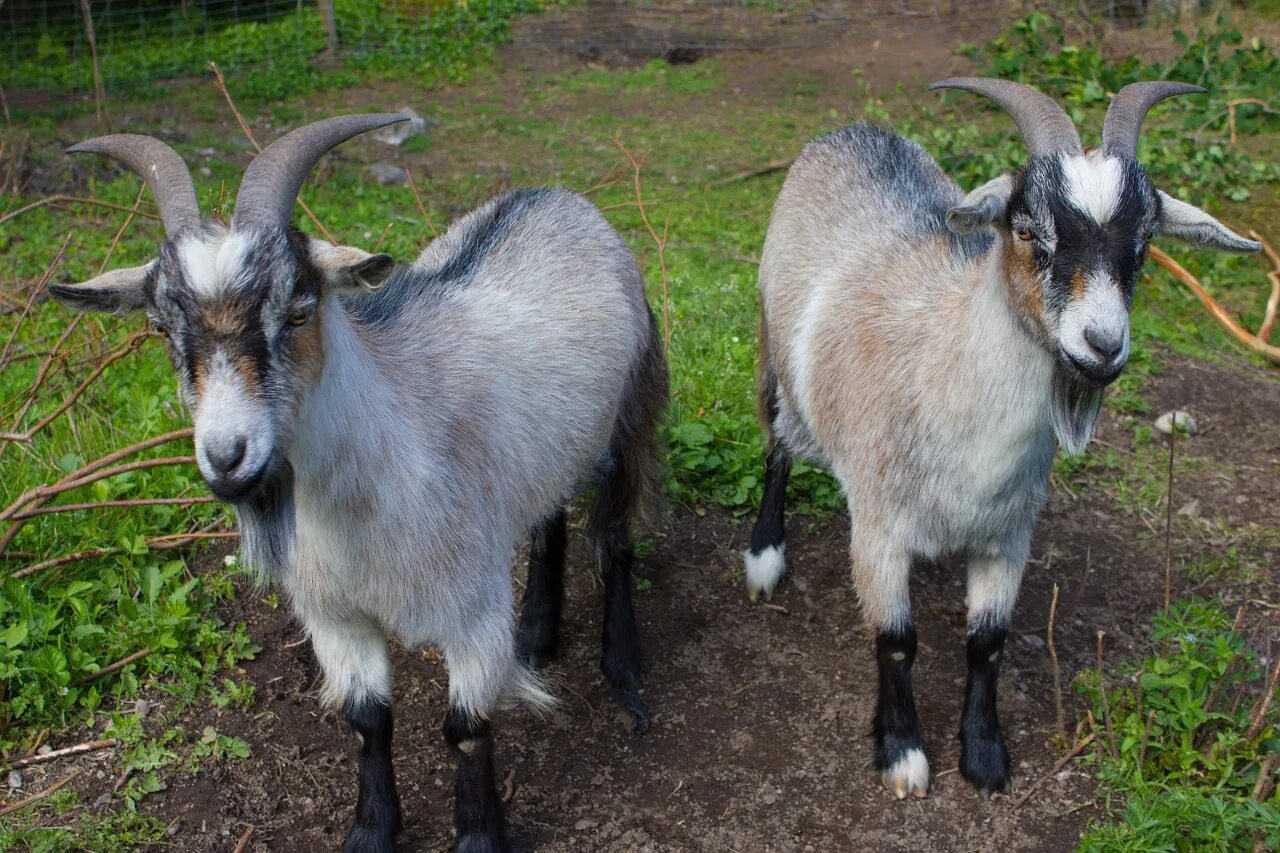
[505,662,557,715]
[592,304,669,541]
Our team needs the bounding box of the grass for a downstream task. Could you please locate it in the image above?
[1,4,1279,848]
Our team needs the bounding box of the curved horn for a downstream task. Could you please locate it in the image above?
[66,135,200,234]
[929,77,1082,158]
[232,113,409,231]
[1102,81,1204,159]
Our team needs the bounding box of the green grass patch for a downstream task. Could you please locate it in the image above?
[1076,599,1280,851]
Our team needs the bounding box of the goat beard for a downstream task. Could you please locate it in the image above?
[1049,368,1105,456]
[232,463,296,584]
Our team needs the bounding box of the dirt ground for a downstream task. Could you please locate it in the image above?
[114,350,1277,853]
[11,2,1280,851]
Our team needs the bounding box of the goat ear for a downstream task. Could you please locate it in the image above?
[311,242,396,292]
[1156,191,1260,254]
[47,263,152,314]
[946,174,1013,236]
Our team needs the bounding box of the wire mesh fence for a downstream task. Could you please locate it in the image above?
[0,0,1225,105]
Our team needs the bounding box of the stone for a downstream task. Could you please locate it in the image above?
[372,107,438,147]
[367,163,409,186]
[1176,499,1201,517]
[1154,410,1197,436]
[8,769,22,790]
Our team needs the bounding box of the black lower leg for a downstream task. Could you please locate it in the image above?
[443,707,509,853]
[599,524,648,732]
[517,511,567,668]
[341,697,402,853]
[873,624,926,794]
[960,623,1012,798]
[748,440,791,557]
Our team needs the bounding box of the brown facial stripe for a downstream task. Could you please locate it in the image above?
[290,308,326,386]
[1002,242,1045,333]
[1068,268,1088,300]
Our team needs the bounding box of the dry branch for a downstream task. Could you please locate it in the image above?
[210,62,337,244]
[0,235,71,371]
[404,167,439,238]
[0,195,161,228]
[0,768,86,817]
[1047,582,1065,737]
[72,648,151,686]
[1150,243,1280,366]
[1012,730,1095,810]
[705,157,794,188]
[11,531,236,580]
[10,496,214,521]
[4,738,117,770]
[612,136,671,353]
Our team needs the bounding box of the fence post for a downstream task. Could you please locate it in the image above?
[76,0,108,124]
[318,0,340,63]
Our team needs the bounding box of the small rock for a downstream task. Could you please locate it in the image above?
[36,744,52,756]
[761,790,779,805]
[1176,499,1201,517]
[134,698,151,717]
[1018,633,1046,651]
[8,769,22,790]
[1154,410,1197,436]
[199,166,212,178]
[372,107,438,147]
[94,792,112,807]
[574,818,597,832]
[793,576,809,594]
[367,163,409,186]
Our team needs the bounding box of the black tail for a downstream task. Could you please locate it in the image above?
[745,343,791,602]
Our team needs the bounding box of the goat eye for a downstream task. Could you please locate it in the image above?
[287,307,312,327]
[1015,227,1037,242]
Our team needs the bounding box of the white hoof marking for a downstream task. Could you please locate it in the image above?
[881,747,930,799]
[744,545,786,602]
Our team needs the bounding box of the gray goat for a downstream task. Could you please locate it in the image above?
[50,115,668,852]
[744,79,1258,800]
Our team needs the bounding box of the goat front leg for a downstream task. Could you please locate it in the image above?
[309,621,402,853]
[960,552,1023,798]
[444,628,522,853]
[852,533,928,799]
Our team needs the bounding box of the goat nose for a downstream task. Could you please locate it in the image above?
[1084,326,1123,361]
[205,437,247,476]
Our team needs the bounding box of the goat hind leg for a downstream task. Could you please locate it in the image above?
[517,510,568,668]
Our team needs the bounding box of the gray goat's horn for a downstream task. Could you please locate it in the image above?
[232,113,409,231]
[67,135,201,234]
[929,77,1082,158]
[1102,81,1204,159]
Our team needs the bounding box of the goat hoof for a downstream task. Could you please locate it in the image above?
[744,545,786,604]
[879,747,930,799]
[960,735,1011,798]
[343,826,396,853]
[455,832,512,853]
[605,685,650,734]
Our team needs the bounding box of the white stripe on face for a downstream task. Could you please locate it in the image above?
[178,231,253,299]
[1057,270,1129,372]
[193,348,274,485]
[1061,152,1123,225]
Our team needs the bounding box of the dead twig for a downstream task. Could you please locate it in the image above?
[1047,582,1065,737]
[10,496,214,520]
[4,737,117,770]
[210,62,336,244]
[233,826,255,853]
[0,235,72,373]
[612,136,671,354]
[1097,631,1118,760]
[73,648,151,686]
[0,195,161,228]
[10,531,237,580]
[1245,656,1280,742]
[0,768,86,817]
[1251,753,1279,803]
[705,157,794,188]
[403,167,438,238]
[1012,729,1095,809]
[1149,244,1280,366]
[1164,411,1177,613]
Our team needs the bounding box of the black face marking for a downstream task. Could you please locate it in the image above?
[1007,156,1158,316]
[145,225,325,404]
